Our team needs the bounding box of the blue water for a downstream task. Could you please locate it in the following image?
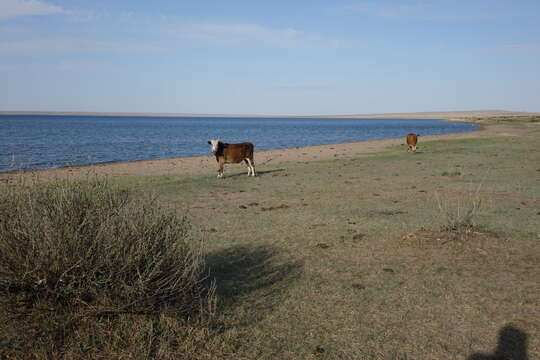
[0,115,477,172]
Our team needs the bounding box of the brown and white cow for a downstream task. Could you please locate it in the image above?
[406,133,419,153]
[208,140,256,178]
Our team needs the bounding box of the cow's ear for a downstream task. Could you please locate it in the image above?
[208,140,211,144]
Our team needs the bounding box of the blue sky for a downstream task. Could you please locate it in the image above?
[0,0,539,115]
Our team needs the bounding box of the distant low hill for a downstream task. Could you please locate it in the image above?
[313,110,540,120]
[0,109,538,120]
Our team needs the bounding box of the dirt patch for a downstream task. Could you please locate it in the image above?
[351,283,366,290]
[261,204,289,211]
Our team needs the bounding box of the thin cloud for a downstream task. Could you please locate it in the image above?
[0,0,66,20]
[170,22,333,47]
[57,60,110,72]
[341,1,495,21]
[269,84,333,92]
[0,6,343,55]
[343,2,431,18]
[0,37,160,55]
[494,44,540,53]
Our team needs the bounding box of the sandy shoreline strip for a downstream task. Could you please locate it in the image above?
[0,123,523,184]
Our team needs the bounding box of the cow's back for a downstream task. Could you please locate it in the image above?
[223,142,254,163]
[406,133,418,146]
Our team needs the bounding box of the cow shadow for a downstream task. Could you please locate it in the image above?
[206,244,303,325]
[226,168,285,178]
[468,325,529,360]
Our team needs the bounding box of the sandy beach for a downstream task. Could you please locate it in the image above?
[0,121,527,185]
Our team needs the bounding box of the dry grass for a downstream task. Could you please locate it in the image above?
[435,184,484,238]
[0,179,217,359]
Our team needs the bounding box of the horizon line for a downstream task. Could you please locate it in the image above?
[0,109,538,119]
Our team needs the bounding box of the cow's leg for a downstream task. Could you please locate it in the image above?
[218,158,225,178]
[413,145,417,153]
[244,159,252,176]
[247,157,256,177]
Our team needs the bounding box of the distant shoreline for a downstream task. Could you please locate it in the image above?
[2,120,517,185]
[1,109,538,120]
[0,116,478,176]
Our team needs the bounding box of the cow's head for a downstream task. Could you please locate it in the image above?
[208,139,220,154]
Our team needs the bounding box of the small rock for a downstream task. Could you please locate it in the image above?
[383,268,395,273]
[314,346,325,354]
[316,243,330,249]
[352,283,366,290]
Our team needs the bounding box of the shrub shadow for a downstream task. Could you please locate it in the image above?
[206,244,303,324]
[468,325,529,360]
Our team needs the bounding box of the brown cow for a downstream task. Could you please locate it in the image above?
[406,133,418,153]
[208,140,256,178]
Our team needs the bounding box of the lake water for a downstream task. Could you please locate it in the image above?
[0,115,478,172]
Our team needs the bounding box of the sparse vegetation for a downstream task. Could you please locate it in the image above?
[0,179,216,358]
[435,185,484,237]
[485,115,540,123]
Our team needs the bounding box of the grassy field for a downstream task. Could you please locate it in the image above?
[1,117,539,359]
